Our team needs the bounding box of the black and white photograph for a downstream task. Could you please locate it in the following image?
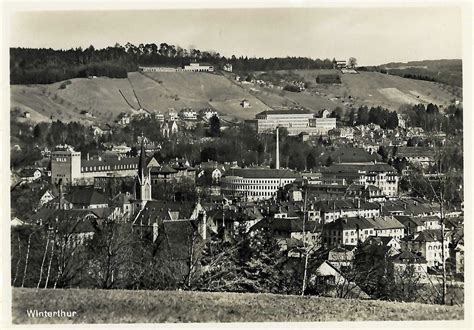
[1,0,471,327]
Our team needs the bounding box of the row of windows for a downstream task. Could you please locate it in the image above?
[228,179,292,184]
[81,164,137,172]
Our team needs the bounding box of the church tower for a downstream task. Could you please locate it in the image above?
[134,142,152,211]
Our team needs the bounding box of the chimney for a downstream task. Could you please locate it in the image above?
[276,126,280,170]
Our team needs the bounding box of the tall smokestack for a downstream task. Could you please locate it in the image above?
[276,126,280,170]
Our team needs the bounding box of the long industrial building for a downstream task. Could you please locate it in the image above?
[246,109,336,136]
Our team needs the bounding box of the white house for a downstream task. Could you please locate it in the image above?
[179,109,198,120]
[310,261,370,299]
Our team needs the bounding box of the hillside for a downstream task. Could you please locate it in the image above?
[251,69,460,112]
[12,288,463,324]
[10,72,270,125]
[10,69,460,126]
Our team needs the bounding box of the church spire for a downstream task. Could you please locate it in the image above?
[138,140,146,182]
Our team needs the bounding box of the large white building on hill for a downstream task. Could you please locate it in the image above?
[139,63,214,73]
[246,109,336,136]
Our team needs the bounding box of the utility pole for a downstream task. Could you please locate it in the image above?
[301,187,309,296]
[440,178,447,305]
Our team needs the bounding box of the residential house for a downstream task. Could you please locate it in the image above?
[179,108,198,120]
[314,199,380,224]
[309,260,370,299]
[322,216,377,247]
[391,251,428,281]
[11,217,26,227]
[401,230,450,268]
[241,99,250,108]
[132,200,207,241]
[394,215,425,236]
[38,190,57,209]
[65,186,109,209]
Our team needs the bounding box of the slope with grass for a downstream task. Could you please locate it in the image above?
[251,69,459,112]
[10,68,460,126]
[12,288,463,324]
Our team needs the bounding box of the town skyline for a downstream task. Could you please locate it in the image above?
[10,6,462,66]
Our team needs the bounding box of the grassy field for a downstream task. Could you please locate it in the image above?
[12,288,463,324]
[10,68,459,126]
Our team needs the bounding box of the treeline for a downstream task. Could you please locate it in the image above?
[400,103,463,133]
[347,105,399,129]
[11,43,335,84]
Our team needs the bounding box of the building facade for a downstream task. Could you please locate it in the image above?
[221,168,300,201]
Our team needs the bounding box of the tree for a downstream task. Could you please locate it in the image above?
[209,115,221,137]
[348,57,358,69]
[86,222,135,289]
[306,153,317,170]
[325,156,334,167]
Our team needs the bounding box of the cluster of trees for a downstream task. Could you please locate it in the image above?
[348,105,399,129]
[11,218,447,305]
[401,103,463,133]
[11,43,338,84]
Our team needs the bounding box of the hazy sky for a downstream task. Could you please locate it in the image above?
[9,7,462,65]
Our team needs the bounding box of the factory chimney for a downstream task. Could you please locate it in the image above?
[276,126,280,170]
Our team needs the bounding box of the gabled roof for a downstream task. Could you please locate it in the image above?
[394,215,424,227]
[225,168,300,179]
[66,187,109,206]
[133,200,197,226]
[315,199,379,212]
[392,251,427,264]
[323,162,396,174]
[413,229,443,242]
[29,208,99,232]
[368,216,405,230]
[323,216,375,231]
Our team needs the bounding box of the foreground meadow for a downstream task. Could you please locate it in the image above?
[12,288,463,324]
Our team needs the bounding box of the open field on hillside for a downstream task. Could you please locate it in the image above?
[10,68,460,126]
[252,69,458,112]
[12,288,463,324]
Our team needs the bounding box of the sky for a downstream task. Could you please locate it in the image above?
[9,6,463,66]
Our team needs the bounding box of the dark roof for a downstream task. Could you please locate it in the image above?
[29,208,99,232]
[150,165,178,174]
[133,200,197,226]
[413,229,443,242]
[82,156,139,168]
[367,216,405,230]
[256,110,313,116]
[314,199,379,212]
[323,162,396,174]
[392,251,427,264]
[382,199,439,216]
[225,168,300,179]
[327,147,381,163]
[324,216,375,231]
[364,236,396,247]
[66,187,109,206]
[396,147,435,158]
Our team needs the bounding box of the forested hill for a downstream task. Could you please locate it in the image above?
[361,59,462,87]
[10,44,335,84]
